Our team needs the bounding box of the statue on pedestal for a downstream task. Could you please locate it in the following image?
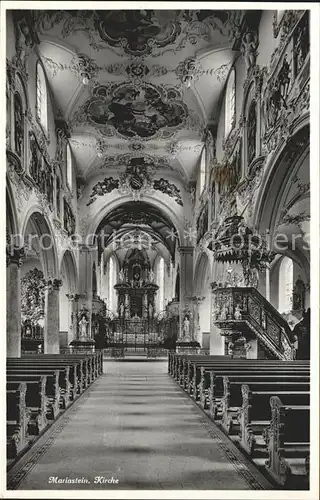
[227,341,234,357]
[148,269,155,282]
[234,304,242,320]
[183,315,190,341]
[78,315,89,339]
[148,302,153,319]
[241,31,258,71]
[119,302,124,317]
[119,269,125,283]
[220,306,228,320]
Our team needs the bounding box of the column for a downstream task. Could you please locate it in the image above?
[255,74,263,158]
[210,283,225,355]
[143,293,148,319]
[245,339,258,359]
[6,246,25,357]
[265,265,271,302]
[44,278,62,354]
[78,244,97,340]
[191,296,205,346]
[241,115,247,177]
[177,246,200,352]
[125,293,130,319]
[66,293,79,344]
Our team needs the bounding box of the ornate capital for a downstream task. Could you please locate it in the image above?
[6,245,25,267]
[178,246,194,256]
[187,295,206,306]
[55,118,70,140]
[45,278,63,292]
[78,243,98,253]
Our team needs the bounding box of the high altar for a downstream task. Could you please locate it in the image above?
[115,266,158,321]
[113,254,159,347]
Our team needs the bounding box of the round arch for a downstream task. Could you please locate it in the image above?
[21,207,59,279]
[59,249,78,346]
[15,71,29,109]
[59,249,78,293]
[194,250,213,292]
[194,252,212,348]
[84,194,184,246]
[253,123,309,234]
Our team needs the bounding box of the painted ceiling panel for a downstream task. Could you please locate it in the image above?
[33,9,238,181]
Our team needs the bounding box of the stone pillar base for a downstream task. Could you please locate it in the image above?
[176,341,200,355]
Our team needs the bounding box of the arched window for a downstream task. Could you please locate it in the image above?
[92,263,97,298]
[14,92,24,158]
[199,147,206,194]
[66,143,73,191]
[211,182,216,221]
[225,67,236,138]
[156,257,165,311]
[175,269,180,301]
[56,176,61,218]
[278,257,294,313]
[107,256,117,312]
[36,61,48,134]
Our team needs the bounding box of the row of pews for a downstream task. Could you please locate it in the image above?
[168,352,310,488]
[6,351,103,461]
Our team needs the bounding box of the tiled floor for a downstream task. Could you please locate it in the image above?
[7,359,273,491]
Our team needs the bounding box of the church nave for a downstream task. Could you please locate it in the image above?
[7,359,272,491]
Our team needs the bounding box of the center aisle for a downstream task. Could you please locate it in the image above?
[8,359,273,491]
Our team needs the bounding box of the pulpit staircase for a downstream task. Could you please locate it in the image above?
[212,287,295,360]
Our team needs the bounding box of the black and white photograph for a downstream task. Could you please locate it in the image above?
[2,2,319,498]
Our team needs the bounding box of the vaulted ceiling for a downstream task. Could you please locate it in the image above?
[34,9,241,183]
[95,201,177,258]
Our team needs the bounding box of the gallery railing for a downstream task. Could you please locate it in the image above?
[212,287,294,360]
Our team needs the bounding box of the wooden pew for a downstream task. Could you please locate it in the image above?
[10,354,95,394]
[23,350,104,379]
[9,351,103,397]
[7,371,61,420]
[187,360,309,400]
[16,377,48,435]
[19,356,90,389]
[202,368,309,422]
[175,356,231,388]
[238,384,310,456]
[7,382,28,459]
[172,354,309,394]
[6,351,103,461]
[263,396,310,487]
[199,364,310,408]
[221,376,310,434]
[169,352,311,488]
[8,360,82,401]
[7,366,71,410]
[169,352,308,380]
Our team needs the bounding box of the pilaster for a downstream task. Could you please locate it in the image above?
[44,278,62,354]
[6,246,25,357]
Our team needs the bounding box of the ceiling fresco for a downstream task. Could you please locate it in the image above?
[29,9,240,182]
[98,153,173,172]
[35,9,233,57]
[93,10,182,56]
[71,82,189,140]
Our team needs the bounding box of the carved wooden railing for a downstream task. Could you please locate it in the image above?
[212,287,294,360]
